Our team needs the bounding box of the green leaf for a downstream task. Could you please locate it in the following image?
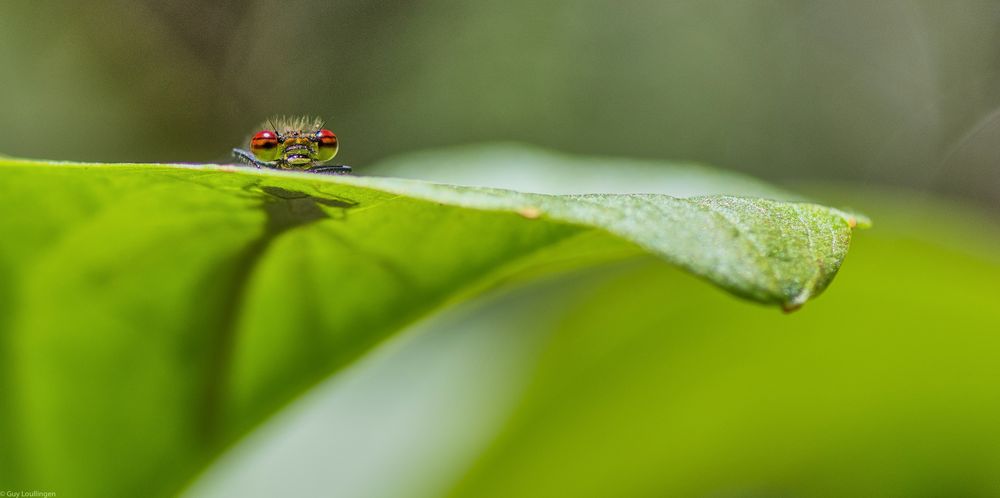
[0,145,864,497]
[187,189,1000,498]
[439,191,1000,498]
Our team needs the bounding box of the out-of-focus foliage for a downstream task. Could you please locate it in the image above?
[1,0,999,209]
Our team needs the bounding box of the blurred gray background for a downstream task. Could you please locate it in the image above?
[1,0,998,209]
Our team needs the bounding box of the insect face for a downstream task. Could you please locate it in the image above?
[234,116,350,174]
[249,128,338,167]
[280,133,316,166]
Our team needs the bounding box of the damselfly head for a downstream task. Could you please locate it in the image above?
[248,116,339,169]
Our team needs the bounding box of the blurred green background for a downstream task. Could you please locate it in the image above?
[1,0,999,210]
[4,1,1000,496]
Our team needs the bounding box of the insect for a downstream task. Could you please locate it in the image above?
[232,116,352,174]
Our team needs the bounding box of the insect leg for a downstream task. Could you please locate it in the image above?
[232,148,274,169]
[308,165,353,175]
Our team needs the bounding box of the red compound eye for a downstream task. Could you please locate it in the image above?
[315,129,338,162]
[250,130,279,161]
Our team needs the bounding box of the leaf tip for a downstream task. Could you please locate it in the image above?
[782,302,804,313]
[781,288,813,313]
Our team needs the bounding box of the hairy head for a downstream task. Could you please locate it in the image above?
[248,116,338,169]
